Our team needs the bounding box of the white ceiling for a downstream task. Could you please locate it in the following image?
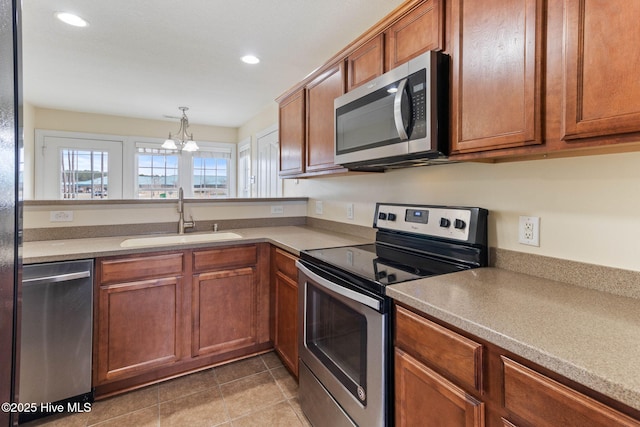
[22,0,405,127]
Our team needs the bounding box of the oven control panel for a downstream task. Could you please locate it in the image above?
[374,203,486,243]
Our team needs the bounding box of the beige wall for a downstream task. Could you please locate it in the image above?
[284,151,640,272]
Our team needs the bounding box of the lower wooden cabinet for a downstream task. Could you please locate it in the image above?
[94,244,270,396]
[395,348,484,427]
[394,304,640,426]
[271,247,299,378]
[502,357,640,427]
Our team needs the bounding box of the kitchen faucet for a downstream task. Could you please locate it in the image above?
[177,187,195,234]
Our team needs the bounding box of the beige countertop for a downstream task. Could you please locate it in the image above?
[386,267,640,412]
[22,225,372,264]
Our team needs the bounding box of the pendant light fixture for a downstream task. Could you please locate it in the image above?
[162,107,199,152]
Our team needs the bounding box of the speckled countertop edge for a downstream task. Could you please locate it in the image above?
[386,268,640,412]
[22,225,373,264]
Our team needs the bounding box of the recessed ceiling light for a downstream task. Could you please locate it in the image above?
[55,12,89,28]
[241,55,260,65]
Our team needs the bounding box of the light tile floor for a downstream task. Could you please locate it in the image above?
[23,352,311,427]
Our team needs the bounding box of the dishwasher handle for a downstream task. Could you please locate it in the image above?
[23,270,91,287]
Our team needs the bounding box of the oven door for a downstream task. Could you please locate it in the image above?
[297,261,387,427]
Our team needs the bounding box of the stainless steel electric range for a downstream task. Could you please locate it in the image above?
[297,202,488,426]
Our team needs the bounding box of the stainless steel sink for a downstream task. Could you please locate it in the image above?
[120,232,242,248]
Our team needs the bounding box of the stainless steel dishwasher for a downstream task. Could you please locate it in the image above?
[19,259,94,422]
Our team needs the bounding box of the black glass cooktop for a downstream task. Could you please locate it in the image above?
[300,243,469,291]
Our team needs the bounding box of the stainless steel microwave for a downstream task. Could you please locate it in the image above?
[334,51,449,171]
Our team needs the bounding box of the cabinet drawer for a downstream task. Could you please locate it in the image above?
[99,253,184,284]
[274,248,298,279]
[395,305,483,392]
[502,357,640,427]
[193,245,257,272]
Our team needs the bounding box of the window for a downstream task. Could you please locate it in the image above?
[133,139,236,199]
[136,146,180,199]
[35,130,124,199]
[192,148,232,198]
[36,130,237,199]
[61,149,109,199]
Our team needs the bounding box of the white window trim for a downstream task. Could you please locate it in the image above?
[35,130,237,199]
[131,137,237,198]
[35,129,126,200]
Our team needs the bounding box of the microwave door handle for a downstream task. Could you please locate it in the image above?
[393,78,409,141]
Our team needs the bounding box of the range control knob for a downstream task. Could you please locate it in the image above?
[454,219,467,230]
[439,218,451,228]
[387,213,397,221]
[378,212,387,220]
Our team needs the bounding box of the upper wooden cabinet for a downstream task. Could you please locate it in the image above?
[278,89,305,176]
[347,34,384,91]
[385,0,444,70]
[563,0,640,141]
[450,0,545,154]
[305,62,346,173]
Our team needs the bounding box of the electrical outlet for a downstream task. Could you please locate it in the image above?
[346,203,354,220]
[315,201,323,215]
[50,211,74,222]
[518,216,540,246]
[270,205,284,215]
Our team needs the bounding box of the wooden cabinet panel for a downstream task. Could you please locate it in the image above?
[193,245,257,272]
[278,89,305,176]
[272,248,299,377]
[563,0,640,140]
[99,253,183,284]
[192,267,257,357]
[97,276,181,383]
[450,0,544,153]
[305,62,345,173]
[347,34,384,91]
[502,357,640,427]
[395,305,483,392]
[395,348,485,427]
[385,0,444,70]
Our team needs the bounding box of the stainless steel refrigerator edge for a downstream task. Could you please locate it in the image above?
[0,0,22,425]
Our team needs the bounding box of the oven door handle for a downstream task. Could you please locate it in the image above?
[296,261,381,311]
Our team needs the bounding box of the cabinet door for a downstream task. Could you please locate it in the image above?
[450,0,544,153]
[395,348,484,427]
[385,0,444,70]
[502,357,640,427]
[96,276,182,384]
[192,267,257,357]
[563,0,640,140]
[274,271,298,377]
[279,89,305,176]
[347,34,384,91]
[305,63,345,173]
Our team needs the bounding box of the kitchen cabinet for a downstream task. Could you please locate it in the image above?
[394,305,485,426]
[394,303,640,426]
[449,0,545,154]
[305,62,346,174]
[502,356,640,427]
[95,252,185,385]
[94,243,270,397]
[346,34,384,91]
[385,0,444,70]
[562,0,640,141]
[271,247,299,378]
[278,89,305,176]
[191,245,270,358]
